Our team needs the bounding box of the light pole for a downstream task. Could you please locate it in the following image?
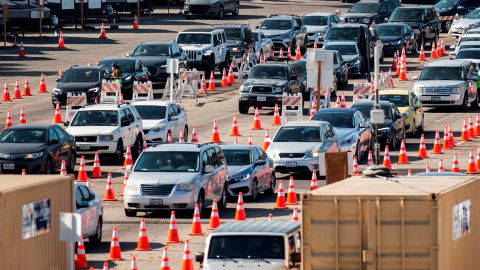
[371,44,384,165]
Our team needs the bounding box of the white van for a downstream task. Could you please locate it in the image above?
[195,220,301,270]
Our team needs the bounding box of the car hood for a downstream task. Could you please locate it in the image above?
[343,55,360,62]
[226,40,242,47]
[305,25,328,34]
[204,260,287,270]
[227,165,251,177]
[66,126,118,136]
[135,56,168,67]
[397,107,408,114]
[334,128,357,142]
[0,143,46,155]
[343,13,375,19]
[380,35,402,43]
[56,82,100,92]
[414,80,464,88]
[452,19,480,29]
[243,79,288,87]
[269,142,321,154]
[129,171,197,185]
[142,119,167,130]
[259,29,291,38]
[179,44,211,51]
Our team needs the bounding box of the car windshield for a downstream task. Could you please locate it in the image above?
[71,110,118,126]
[379,94,409,107]
[464,8,480,19]
[274,126,321,142]
[390,9,425,22]
[350,3,378,13]
[222,149,251,165]
[435,0,460,10]
[60,69,100,83]
[302,16,328,26]
[324,44,358,55]
[456,50,480,59]
[223,28,242,41]
[459,44,480,50]
[261,19,292,30]
[134,105,167,120]
[99,60,135,73]
[419,67,463,80]
[311,113,355,128]
[134,151,199,172]
[460,37,480,43]
[131,44,171,57]
[326,28,359,41]
[177,33,211,44]
[249,66,287,80]
[208,235,285,260]
[375,25,403,36]
[0,129,47,143]
[352,104,393,119]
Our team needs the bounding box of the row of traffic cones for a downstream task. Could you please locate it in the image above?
[2,76,43,102]
[3,108,29,128]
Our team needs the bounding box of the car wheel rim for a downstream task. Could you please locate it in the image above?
[222,188,227,207]
[96,222,102,241]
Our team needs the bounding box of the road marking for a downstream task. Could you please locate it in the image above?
[434,113,458,123]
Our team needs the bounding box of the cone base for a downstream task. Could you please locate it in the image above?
[188,232,204,236]
[166,240,181,244]
[397,161,409,165]
[252,127,263,130]
[135,247,151,251]
[286,202,298,205]
[274,206,288,209]
[103,198,117,201]
[107,258,123,261]
[430,151,444,154]
[76,178,89,182]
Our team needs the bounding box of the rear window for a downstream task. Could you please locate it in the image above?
[352,104,393,119]
[323,44,358,55]
[456,50,480,60]
[223,28,242,41]
[350,2,379,13]
[390,9,425,22]
[208,235,285,260]
[302,15,328,26]
[419,66,463,81]
[326,28,359,41]
[311,112,355,128]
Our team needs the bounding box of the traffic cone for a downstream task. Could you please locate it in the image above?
[397,139,409,164]
[221,68,228,88]
[383,145,392,170]
[309,170,318,191]
[234,192,246,221]
[469,115,475,138]
[120,171,128,196]
[18,42,26,57]
[286,176,298,205]
[417,134,429,158]
[135,218,151,251]
[234,137,239,144]
[211,119,221,143]
[398,62,407,81]
[2,81,11,102]
[201,75,207,93]
[191,126,199,143]
[466,148,477,174]
[77,155,89,182]
[189,203,203,235]
[124,145,133,169]
[406,169,412,176]
[460,118,470,141]
[227,64,235,84]
[208,71,216,91]
[295,44,302,60]
[425,165,430,173]
[442,126,451,149]
[418,44,426,61]
[430,131,443,154]
[274,179,287,209]
[18,107,26,124]
[101,262,109,270]
[352,156,360,175]
[437,158,444,173]
[451,153,460,173]
[436,40,442,57]
[4,110,12,128]
[310,97,317,117]
[279,47,284,58]
[160,246,171,270]
[53,101,63,124]
[60,160,67,176]
[230,114,241,136]
[391,51,397,70]
[133,15,140,30]
[291,207,299,221]
[167,132,173,144]
[313,41,318,50]
[166,211,181,243]
[475,114,480,137]
[75,235,89,269]
[367,150,374,166]
[13,80,22,99]
[259,53,265,64]
[395,56,400,76]
[430,42,437,58]
[181,240,194,270]
[23,77,32,96]
[340,93,346,108]
[335,96,341,108]
[91,152,102,178]
[272,103,281,125]
[252,108,262,130]
[118,92,124,105]
[246,134,253,145]
[103,173,116,201]
[99,22,107,38]
[58,31,65,48]
[39,73,47,93]
[142,138,147,151]
[287,46,292,60]
[130,255,138,270]
[449,124,455,147]
[263,129,271,151]
[208,199,221,230]
[476,146,480,171]
[107,227,122,261]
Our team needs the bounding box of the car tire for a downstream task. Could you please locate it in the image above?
[204,59,215,78]
[233,2,240,16]
[265,173,276,195]
[389,132,397,150]
[113,140,124,164]
[217,5,224,19]
[185,14,192,19]
[44,157,54,174]
[132,135,143,160]
[197,191,206,216]
[217,184,228,210]
[239,101,250,114]
[250,180,259,201]
[124,209,137,217]
[462,93,468,111]
[183,126,189,142]
[88,217,103,246]
[471,92,479,108]
[67,152,76,174]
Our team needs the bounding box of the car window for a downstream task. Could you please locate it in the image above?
[461,0,477,8]
[125,108,135,123]
[258,148,267,160]
[202,152,211,168]
[79,185,94,201]
[53,126,66,141]
[386,2,394,13]
[252,148,261,162]
[48,127,59,142]
[288,236,296,255]
[172,104,182,115]
[206,148,219,168]
[167,105,176,119]
[292,19,298,28]
[75,187,84,207]
[244,28,253,41]
[324,126,335,138]
[119,109,128,124]
[214,146,225,165]
[296,18,302,27]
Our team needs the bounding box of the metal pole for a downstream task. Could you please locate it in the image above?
[374,44,381,165]
[136,0,140,22]
[39,5,43,37]
[3,4,7,47]
[169,73,174,103]
[80,0,84,31]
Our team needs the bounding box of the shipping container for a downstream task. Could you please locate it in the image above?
[301,175,480,270]
[0,175,73,270]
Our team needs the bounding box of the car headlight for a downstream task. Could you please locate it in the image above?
[413,86,422,93]
[176,182,194,191]
[451,87,461,93]
[378,127,390,132]
[231,174,250,182]
[266,149,277,159]
[152,125,166,132]
[239,85,251,92]
[24,152,44,159]
[361,18,371,24]
[231,47,239,52]
[53,88,62,94]
[124,75,133,82]
[204,50,213,56]
[125,183,139,192]
[311,149,321,158]
[87,87,100,93]
[99,135,115,141]
[274,87,284,93]
[392,40,402,45]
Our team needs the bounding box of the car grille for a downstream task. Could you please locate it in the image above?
[346,18,361,23]
[251,86,273,93]
[423,88,451,94]
[272,41,288,50]
[141,184,175,196]
[279,153,305,158]
[189,4,210,14]
[184,50,202,61]
[0,153,26,161]
[75,136,97,143]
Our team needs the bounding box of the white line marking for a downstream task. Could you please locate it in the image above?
[434,113,458,123]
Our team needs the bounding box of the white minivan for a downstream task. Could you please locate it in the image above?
[195,220,301,270]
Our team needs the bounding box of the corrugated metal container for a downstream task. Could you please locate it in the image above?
[301,176,480,270]
[0,175,73,270]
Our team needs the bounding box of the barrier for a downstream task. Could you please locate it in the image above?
[238,50,257,78]
[65,93,87,122]
[132,81,153,102]
[100,80,121,103]
[178,69,200,102]
[353,82,372,102]
[282,93,303,123]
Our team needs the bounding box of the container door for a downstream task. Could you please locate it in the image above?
[62,0,74,10]
[88,0,101,9]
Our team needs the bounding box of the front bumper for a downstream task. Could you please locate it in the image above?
[124,189,197,211]
[143,129,168,146]
[239,92,284,108]
[415,92,463,106]
[347,63,361,75]
[383,44,403,55]
[0,157,47,174]
[52,91,100,106]
[228,179,253,196]
[272,157,319,173]
[184,3,221,16]
[75,141,117,155]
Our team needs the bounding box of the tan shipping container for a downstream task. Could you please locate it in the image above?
[301,175,480,270]
[0,175,73,270]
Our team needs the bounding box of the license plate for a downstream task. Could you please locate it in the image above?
[2,163,14,170]
[431,96,441,101]
[150,199,163,206]
[257,96,267,102]
[78,145,90,150]
[285,161,297,168]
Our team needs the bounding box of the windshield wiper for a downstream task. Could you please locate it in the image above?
[216,255,238,263]
[247,255,271,264]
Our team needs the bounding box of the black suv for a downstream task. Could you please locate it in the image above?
[342,0,396,25]
[435,0,480,32]
[238,62,304,114]
[210,24,256,60]
[389,7,441,48]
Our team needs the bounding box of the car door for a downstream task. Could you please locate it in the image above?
[214,146,227,198]
[424,9,437,41]
[200,150,213,202]
[119,109,131,148]
[53,126,71,164]
[466,63,478,101]
[75,185,94,237]
[165,104,178,139]
[123,108,136,146]
[378,2,388,23]
[354,113,367,154]
[205,147,218,202]
[173,104,187,135]
[254,147,270,189]
[47,127,62,169]
[392,106,404,139]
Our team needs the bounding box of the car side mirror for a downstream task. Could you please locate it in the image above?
[76,201,89,209]
[195,252,204,263]
[290,252,301,263]
[254,159,267,166]
[50,139,60,145]
[174,52,181,57]
[63,121,70,127]
[169,115,178,121]
[204,165,214,174]
[384,17,388,22]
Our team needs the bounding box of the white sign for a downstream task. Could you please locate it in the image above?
[452,199,471,241]
[59,212,81,242]
[22,198,51,240]
[167,58,179,74]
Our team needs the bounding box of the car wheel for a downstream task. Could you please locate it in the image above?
[113,140,124,164]
[217,184,228,210]
[355,141,362,163]
[183,126,189,142]
[233,2,240,16]
[389,132,397,150]
[238,102,250,114]
[471,92,479,108]
[462,93,468,111]
[67,152,76,174]
[44,157,54,174]
[411,121,417,136]
[197,191,206,216]
[265,173,276,195]
[185,14,192,19]
[132,135,143,160]
[88,217,102,246]
[251,180,259,201]
[217,5,224,19]
[124,209,137,217]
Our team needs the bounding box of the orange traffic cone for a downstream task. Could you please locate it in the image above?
[442,126,451,149]
[160,246,171,270]
[475,114,480,136]
[430,42,437,58]
[13,80,22,99]
[449,124,455,147]
[211,119,221,143]
[235,192,246,220]
[417,134,429,158]
[130,255,138,270]
[476,146,480,171]
[103,173,116,201]
[178,130,185,143]
[291,207,299,221]
[135,218,151,251]
[367,150,374,166]
[227,64,235,84]
[124,145,133,169]
[451,153,460,173]
[398,62,407,81]
[133,15,140,30]
[120,171,128,196]
[272,103,281,125]
[39,73,47,93]
[167,132,173,144]
[383,145,392,170]
[268,213,273,220]
[436,40,442,57]
[397,139,409,164]
[441,39,446,55]
[263,129,271,151]
[430,130,443,154]
[335,96,341,108]
[310,96,317,117]
[418,44,426,61]
[18,107,26,124]
[91,152,102,178]
[466,148,477,174]
[107,227,122,261]
[58,31,65,48]
[201,75,207,93]
[18,42,26,57]
[191,125,199,143]
[310,170,318,191]
[221,68,228,88]
[460,118,470,141]
[189,203,203,235]
[469,115,475,138]
[234,137,239,144]
[247,134,253,145]
[425,165,430,173]
[57,68,63,79]
[313,41,318,50]
[279,47,284,58]
[75,235,89,269]
[23,77,32,96]
[166,211,180,244]
[2,81,11,102]
[295,44,302,60]
[208,199,221,230]
[407,169,412,176]
[259,53,265,64]
[287,46,292,60]
[352,156,360,175]
[53,101,63,124]
[208,71,216,91]
[60,160,67,176]
[252,108,262,130]
[77,155,89,182]
[286,176,298,205]
[437,158,445,172]
[99,22,107,38]
[101,262,109,270]
[230,114,241,136]
[274,179,287,209]
[340,93,346,108]
[4,110,13,128]
[181,240,194,270]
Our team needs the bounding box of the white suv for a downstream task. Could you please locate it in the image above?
[66,103,144,162]
[176,28,230,75]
